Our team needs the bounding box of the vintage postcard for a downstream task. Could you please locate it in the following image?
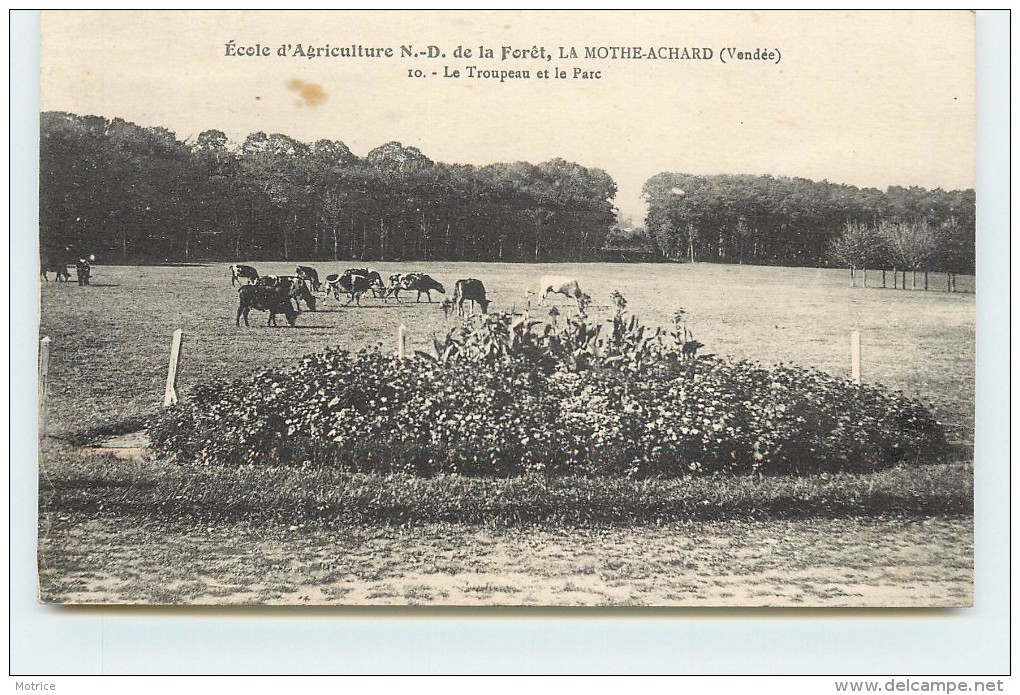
[37,10,975,606]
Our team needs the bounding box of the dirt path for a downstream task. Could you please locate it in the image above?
[38,515,972,607]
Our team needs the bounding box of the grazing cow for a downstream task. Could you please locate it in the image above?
[340,268,386,297]
[388,272,446,302]
[452,279,490,316]
[255,275,317,311]
[325,269,384,305]
[236,285,299,327]
[40,254,70,282]
[75,258,91,286]
[538,275,590,312]
[230,264,259,286]
[295,265,321,292]
[386,273,407,300]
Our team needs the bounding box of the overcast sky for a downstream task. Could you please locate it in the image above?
[40,10,975,223]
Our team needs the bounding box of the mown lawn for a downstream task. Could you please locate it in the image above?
[39,445,972,527]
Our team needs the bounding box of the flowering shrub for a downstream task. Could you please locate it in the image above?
[150,306,946,478]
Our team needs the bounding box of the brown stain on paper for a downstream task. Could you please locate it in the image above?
[286,79,327,107]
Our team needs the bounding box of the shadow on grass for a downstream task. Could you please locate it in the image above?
[62,417,149,446]
[113,262,215,268]
[234,324,332,330]
[42,477,156,491]
[52,283,121,288]
[317,303,442,311]
[39,450,974,528]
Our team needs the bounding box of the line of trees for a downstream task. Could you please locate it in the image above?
[828,217,972,290]
[41,112,976,275]
[642,172,975,276]
[40,112,618,263]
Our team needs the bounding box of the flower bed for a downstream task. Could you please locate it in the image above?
[149,309,946,477]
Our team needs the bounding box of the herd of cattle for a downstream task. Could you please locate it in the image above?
[39,253,592,327]
[230,264,592,328]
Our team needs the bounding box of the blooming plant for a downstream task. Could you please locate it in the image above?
[149,300,946,477]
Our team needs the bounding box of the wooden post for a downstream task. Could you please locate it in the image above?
[163,329,183,406]
[850,331,862,385]
[39,337,51,436]
[397,324,407,359]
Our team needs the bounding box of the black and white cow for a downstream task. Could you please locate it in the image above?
[388,272,446,302]
[255,275,317,311]
[339,268,386,296]
[452,279,490,316]
[230,264,260,286]
[325,269,385,305]
[236,285,299,327]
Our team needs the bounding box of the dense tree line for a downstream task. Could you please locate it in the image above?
[40,112,618,263]
[642,172,975,274]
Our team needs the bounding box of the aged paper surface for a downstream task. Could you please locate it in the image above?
[40,11,975,222]
[37,10,975,607]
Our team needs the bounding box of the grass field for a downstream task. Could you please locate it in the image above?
[36,261,976,606]
[39,261,975,443]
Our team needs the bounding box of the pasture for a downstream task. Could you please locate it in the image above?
[39,261,975,443]
[36,261,975,606]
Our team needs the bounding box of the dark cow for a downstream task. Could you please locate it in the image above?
[681,338,705,361]
[388,272,446,303]
[75,258,91,286]
[40,254,70,282]
[452,279,490,316]
[236,285,299,327]
[295,266,321,292]
[325,269,384,305]
[255,275,316,311]
[338,268,386,297]
[230,264,259,286]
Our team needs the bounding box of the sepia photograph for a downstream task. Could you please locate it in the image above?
[34,10,978,609]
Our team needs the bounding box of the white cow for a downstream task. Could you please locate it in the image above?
[537,275,590,312]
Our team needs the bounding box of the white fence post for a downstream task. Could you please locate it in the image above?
[39,336,51,436]
[397,323,407,360]
[850,330,862,385]
[163,329,183,406]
